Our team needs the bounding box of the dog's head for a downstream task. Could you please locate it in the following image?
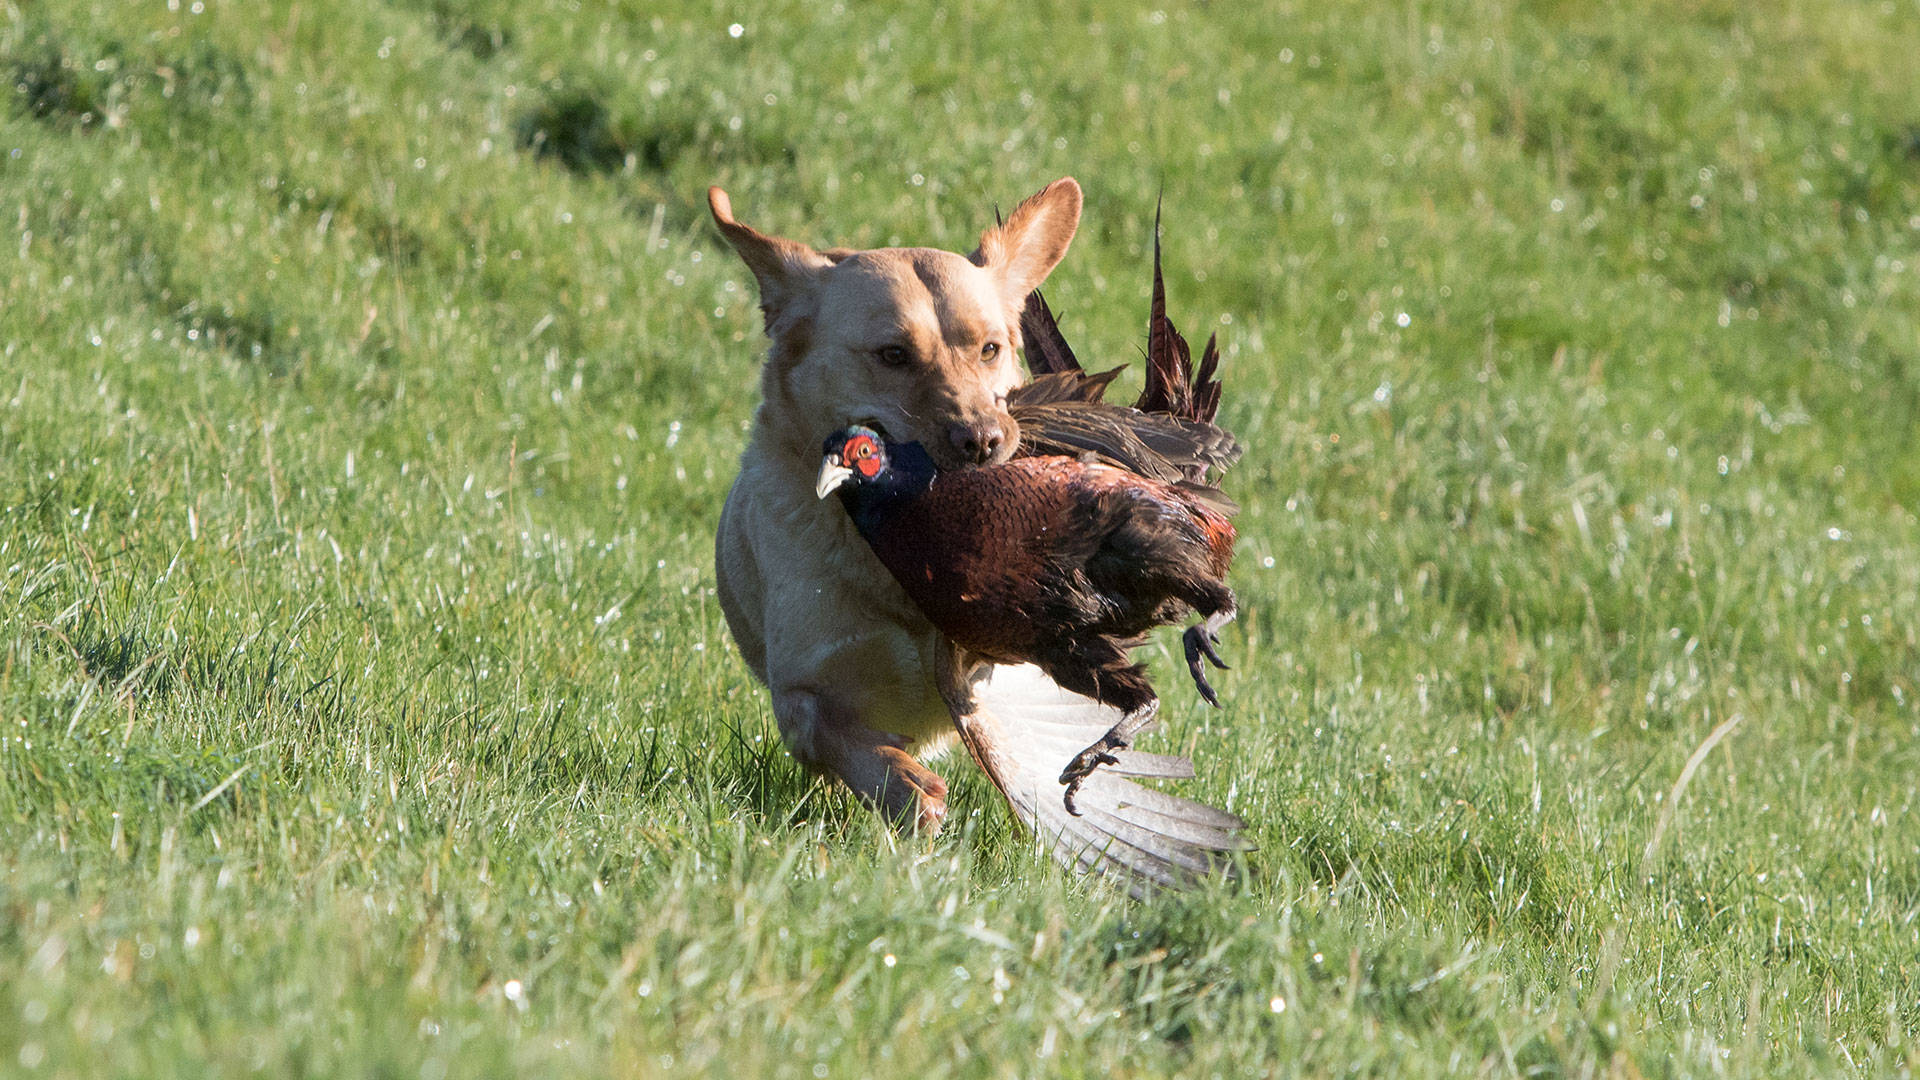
[709,179,1081,470]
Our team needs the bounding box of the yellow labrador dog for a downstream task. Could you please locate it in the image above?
[707,179,1082,832]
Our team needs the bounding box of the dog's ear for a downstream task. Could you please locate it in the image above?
[708,187,832,336]
[973,177,1082,319]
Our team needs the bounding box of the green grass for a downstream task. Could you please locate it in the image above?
[3,0,1918,1075]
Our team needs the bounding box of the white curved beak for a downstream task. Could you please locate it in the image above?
[816,459,853,499]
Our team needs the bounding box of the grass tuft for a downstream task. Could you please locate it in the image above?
[3,1,1918,1076]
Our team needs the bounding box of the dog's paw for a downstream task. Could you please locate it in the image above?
[875,745,949,836]
[913,791,949,835]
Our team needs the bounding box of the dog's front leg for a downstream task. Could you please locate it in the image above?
[774,686,949,833]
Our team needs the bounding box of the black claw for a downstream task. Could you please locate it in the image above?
[1183,625,1229,705]
[1190,664,1221,708]
[1199,632,1229,670]
[1062,775,1090,816]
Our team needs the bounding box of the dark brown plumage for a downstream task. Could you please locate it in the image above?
[823,437,1234,695]
[818,428,1236,815]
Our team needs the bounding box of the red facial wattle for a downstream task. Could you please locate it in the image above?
[846,434,883,477]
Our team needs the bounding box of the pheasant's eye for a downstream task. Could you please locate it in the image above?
[875,345,912,367]
[981,341,1001,363]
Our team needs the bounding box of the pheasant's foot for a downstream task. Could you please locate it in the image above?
[1182,626,1226,707]
[1057,700,1161,816]
[1058,740,1124,817]
[1182,612,1236,708]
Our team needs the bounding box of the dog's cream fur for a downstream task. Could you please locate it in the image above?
[708,179,1083,830]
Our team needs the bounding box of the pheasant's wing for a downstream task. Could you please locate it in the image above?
[938,655,1249,897]
[1011,400,1241,506]
[1008,367,1125,408]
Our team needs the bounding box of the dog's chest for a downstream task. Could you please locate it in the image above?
[718,459,953,741]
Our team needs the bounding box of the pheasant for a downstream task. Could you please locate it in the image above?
[817,426,1236,812]
[816,214,1242,820]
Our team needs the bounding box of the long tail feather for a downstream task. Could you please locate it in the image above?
[1192,332,1223,424]
[1020,289,1083,376]
[1136,197,1182,415]
[1134,199,1227,427]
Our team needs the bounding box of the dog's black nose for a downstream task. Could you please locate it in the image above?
[948,422,1005,464]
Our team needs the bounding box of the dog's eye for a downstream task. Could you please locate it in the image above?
[874,345,912,368]
[981,341,1001,363]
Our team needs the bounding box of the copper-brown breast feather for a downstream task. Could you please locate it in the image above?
[863,459,1076,662]
[863,458,1231,662]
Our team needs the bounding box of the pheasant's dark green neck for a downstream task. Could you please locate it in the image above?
[835,440,938,537]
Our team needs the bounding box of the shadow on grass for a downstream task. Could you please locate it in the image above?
[427,0,513,60]
[173,302,313,376]
[57,608,329,713]
[6,47,113,128]
[515,84,797,179]
[679,718,856,833]
[5,31,252,130]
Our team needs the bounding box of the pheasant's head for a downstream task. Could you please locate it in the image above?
[815,426,890,498]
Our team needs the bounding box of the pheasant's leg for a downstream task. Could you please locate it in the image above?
[1035,651,1161,815]
[1058,698,1160,817]
[1182,608,1237,707]
[773,688,948,833]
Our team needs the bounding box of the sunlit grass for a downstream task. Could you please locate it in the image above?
[2,1,1917,1076]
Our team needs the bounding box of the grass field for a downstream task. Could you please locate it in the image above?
[3,1,1919,1075]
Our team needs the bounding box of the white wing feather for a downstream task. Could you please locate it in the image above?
[942,660,1248,895]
